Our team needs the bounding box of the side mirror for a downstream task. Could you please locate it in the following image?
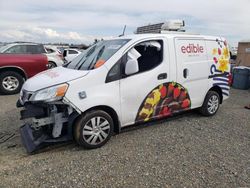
[125,59,139,75]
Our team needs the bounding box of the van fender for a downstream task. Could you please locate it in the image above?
[64,95,121,134]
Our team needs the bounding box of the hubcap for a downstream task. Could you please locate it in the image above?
[82,116,110,145]
[207,95,219,114]
[2,76,19,91]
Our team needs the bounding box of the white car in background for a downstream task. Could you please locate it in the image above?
[63,48,82,62]
[44,46,64,68]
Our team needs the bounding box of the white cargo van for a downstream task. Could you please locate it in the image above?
[17,22,231,153]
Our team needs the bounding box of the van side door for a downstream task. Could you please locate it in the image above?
[174,38,209,108]
[120,39,170,126]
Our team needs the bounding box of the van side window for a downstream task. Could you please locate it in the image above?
[134,40,163,73]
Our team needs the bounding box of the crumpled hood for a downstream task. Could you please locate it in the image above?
[22,67,89,92]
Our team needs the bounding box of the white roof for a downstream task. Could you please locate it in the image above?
[115,33,222,41]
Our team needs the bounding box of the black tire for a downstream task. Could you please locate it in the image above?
[199,91,220,116]
[0,71,24,95]
[74,110,114,149]
[48,61,57,69]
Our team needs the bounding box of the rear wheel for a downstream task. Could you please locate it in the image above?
[74,110,114,149]
[199,91,220,116]
[0,71,24,95]
[48,61,57,69]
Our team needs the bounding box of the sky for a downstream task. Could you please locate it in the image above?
[0,0,249,46]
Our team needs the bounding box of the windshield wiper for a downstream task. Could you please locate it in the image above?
[77,58,87,70]
[76,46,97,70]
[96,46,105,60]
[63,61,71,67]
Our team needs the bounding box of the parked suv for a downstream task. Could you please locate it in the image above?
[0,44,48,94]
[1,43,64,68]
[0,43,46,54]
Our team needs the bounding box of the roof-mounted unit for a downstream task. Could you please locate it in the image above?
[135,20,185,34]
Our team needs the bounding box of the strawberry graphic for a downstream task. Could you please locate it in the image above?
[167,83,175,97]
[136,82,192,122]
[181,99,190,108]
[178,89,187,101]
[173,87,181,99]
[213,57,218,63]
[160,107,172,116]
[218,48,221,55]
[160,85,167,98]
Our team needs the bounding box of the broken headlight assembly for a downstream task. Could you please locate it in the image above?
[30,83,68,102]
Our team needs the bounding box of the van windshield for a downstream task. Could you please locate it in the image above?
[64,39,130,70]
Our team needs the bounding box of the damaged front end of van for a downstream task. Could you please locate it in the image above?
[17,83,80,153]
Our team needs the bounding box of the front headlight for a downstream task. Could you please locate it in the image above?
[30,83,68,102]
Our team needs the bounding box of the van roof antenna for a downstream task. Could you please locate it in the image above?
[119,25,126,37]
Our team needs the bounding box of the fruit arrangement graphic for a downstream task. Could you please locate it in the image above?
[136,82,191,122]
[212,39,230,73]
[209,39,230,97]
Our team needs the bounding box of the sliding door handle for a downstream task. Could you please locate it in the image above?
[183,69,189,78]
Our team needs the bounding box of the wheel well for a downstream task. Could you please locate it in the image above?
[82,106,121,134]
[0,67,27,80]
[209,86,223,103]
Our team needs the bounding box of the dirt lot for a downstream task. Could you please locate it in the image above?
[0,88,249,188]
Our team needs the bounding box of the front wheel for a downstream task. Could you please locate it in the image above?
[74,110,114,149]
[199,91,220,116]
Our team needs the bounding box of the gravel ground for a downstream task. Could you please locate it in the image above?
[0,88,249,188]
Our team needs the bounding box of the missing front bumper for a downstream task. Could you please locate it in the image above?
[19,102,78,153]
[20,124,48,153]
[20,123,73,153]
